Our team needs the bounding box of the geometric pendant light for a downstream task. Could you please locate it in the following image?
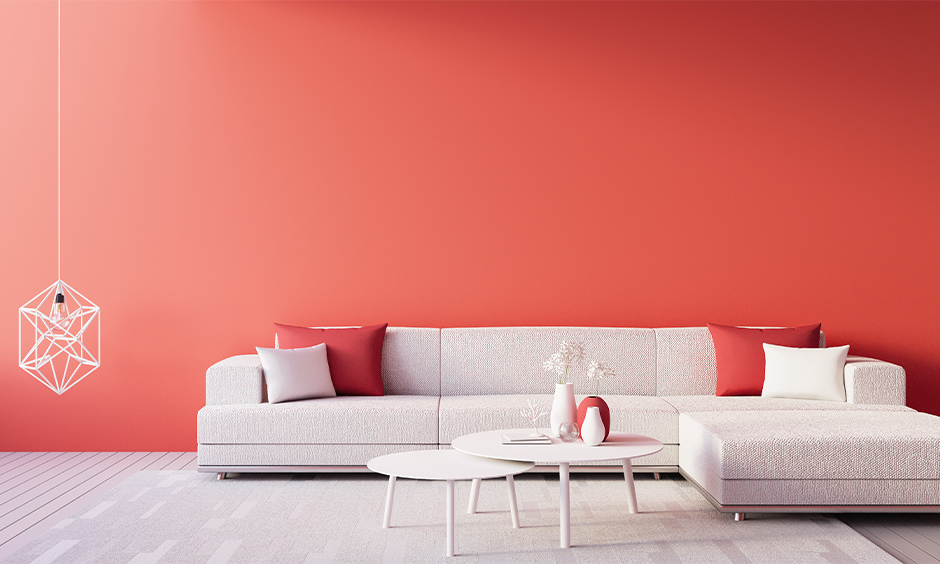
[18,0,100,394]
[19,282,100,394]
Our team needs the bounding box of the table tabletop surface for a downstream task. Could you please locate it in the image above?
[452,429,663,464]
[367,449,534,480]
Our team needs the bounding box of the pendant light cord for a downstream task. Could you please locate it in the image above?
[58,0,61,282]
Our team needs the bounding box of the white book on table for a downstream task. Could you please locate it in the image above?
[502,432,551,444]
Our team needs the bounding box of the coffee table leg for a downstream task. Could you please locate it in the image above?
[468,478,481,514]
[560,462,570,548]
[623,459,638,514]
[383,476,396,528]
[446,479,455,557]
[506,475,520,528]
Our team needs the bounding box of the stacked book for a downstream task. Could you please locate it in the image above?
[502,432,552,445]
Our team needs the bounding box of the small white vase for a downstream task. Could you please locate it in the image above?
[550,383,577,438]
[581,406,605,446]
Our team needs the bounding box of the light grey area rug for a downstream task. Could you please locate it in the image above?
[6,471,895,563]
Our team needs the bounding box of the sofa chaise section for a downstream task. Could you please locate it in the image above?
[679,410,940,516]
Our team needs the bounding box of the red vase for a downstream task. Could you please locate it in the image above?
[577,396,610,441]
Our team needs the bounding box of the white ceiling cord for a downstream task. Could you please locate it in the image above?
[58,0,61,281]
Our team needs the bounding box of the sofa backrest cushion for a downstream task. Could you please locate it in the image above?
[654,327,718,396]
[440,327,656,396]
[382,327,442,396]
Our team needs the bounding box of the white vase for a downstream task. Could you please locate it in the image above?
[581,406,605,446]
[549,383,577,438]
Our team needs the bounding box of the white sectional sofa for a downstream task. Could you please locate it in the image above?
[197,326,940,516]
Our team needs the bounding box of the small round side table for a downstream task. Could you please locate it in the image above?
[367,449,534,557]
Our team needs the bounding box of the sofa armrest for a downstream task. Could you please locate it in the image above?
[844,355,906,405]
[206,354,265,405]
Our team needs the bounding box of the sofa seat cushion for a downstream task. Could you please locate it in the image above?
[197,396,439,445]
[439,394,678,445]
[664,395,915,414]
[679,410,940,481]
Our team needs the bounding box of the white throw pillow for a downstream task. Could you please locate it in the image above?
[256,343,336,404]
[761,343,850,402]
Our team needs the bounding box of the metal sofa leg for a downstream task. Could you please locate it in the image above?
[217,472,227,480]
[654,472,661,480]
[734,513,745,522]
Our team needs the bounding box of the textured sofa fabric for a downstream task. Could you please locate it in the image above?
[198,396,440,445]
[198,325,930,511]
[198,443,429,468]
[205,354,265,406]
[662,395,915,414]
[440,327,657,395]
[844,356,908,405]
[679,410,940,507]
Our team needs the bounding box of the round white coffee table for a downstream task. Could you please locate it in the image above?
[367,449,534,557]
[452,429,663,548]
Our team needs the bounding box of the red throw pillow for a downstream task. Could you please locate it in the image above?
[707,323,821,396]
[274,323,388,396]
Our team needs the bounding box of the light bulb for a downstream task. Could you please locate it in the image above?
[50,292,68,332]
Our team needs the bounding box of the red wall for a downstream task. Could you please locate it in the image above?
[2,1,939,451]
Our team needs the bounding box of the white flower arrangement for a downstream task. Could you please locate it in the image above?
[542,341,585,384]
[586,360,616,397]
[520,399,548,435]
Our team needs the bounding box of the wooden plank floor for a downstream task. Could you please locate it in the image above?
[0,451,196,561]
[2,453,938,563]
[841,514,940,564]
